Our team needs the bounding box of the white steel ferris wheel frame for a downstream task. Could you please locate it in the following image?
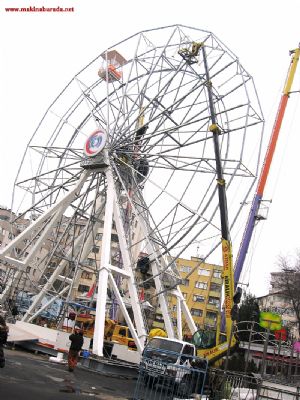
[0,158,196,355]
[0,25,264,356]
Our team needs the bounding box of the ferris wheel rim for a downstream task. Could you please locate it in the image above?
[10,25,264,280]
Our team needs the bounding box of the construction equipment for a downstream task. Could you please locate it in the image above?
[64,314,136,349]
[192,45,300,364]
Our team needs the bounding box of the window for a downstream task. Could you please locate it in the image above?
[191,308,203,317]
[198,269,210,276]
[179,265,192,273]
[208,296,220,307]
[17,224,26,230]
[210,282,221,292]
[118,328,127,337]
[26,266,31,273]
[81,271,93,280]
[145,293,151,301]
[206,311,217,321]
[182,292,187,299]
[95,233,103,240]
[193,294,205,303]
[181,279,189,287]
[183,345,194,356]
[111,233,119,243]
[195,281,208,290]
[87,258,95,266]
[92,246,100,253]
[128,330,133,339]
[78,284,90,293]
[213,270,222,279]
[172,305,177,312]
[0,215,9,221]
[146,337,182,354]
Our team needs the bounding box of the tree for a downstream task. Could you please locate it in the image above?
[236,293,261,341]
[238,293,260,323]
[274,252,300,337]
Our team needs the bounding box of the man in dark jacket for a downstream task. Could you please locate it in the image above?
[0,314,8,368]
[68,326,84,372]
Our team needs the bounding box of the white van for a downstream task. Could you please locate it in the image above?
[142,337,197,386]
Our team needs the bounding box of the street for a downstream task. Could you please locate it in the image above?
[0,348,137,400]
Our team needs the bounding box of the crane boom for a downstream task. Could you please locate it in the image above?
[234,46,300,285]
[192,44,300,365]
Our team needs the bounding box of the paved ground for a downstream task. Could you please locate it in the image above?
[0,347,137,400]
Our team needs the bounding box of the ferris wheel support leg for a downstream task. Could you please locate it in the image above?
[0,171,89,259]
[93,168,115,357]
[27,286,70,323]
[172,288,197,336]
[113,196,147,347]
[123,197,175,338]
[21,221,89,321]
[108,273,143,353]
[68,199,105,301]
[0,202,64,303]
[22,257,71,321]
[176,297,182,341]
[0,203,68,301]
[150,261,175,339]
[0,172,89,305]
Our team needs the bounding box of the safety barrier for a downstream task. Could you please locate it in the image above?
[207,368,261,399]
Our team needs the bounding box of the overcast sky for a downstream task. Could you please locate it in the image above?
[1,0,300,297]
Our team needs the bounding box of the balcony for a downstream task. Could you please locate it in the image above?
[204,317,217,327]
[206,303,219,311]
[208,290,221,298]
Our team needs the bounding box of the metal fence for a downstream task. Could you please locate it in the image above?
[237,321,300,385]
[206,368,261,399]
[198,368,300,400]
[133,348,208,400]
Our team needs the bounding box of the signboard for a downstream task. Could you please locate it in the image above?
[274,328,287,341]
[84,129,107,157]
[259,311,282,331]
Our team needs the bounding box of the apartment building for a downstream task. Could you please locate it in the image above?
[0,206,120,303]
[257,272,299,338]
[151,256,223,336]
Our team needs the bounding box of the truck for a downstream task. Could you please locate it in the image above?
[64,314,136,351]
[188,44,300,366]
[141,336,208,396]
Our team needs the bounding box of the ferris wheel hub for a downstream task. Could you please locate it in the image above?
[81,129,108,170]
[80,154,108,170]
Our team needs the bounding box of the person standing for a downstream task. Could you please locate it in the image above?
[0,313,8,368]
[67,326,83,372]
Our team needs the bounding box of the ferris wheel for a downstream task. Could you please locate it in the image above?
[0,25,264,355]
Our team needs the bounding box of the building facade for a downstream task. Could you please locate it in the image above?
[152,256,223,336]
[257,272,299,339]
